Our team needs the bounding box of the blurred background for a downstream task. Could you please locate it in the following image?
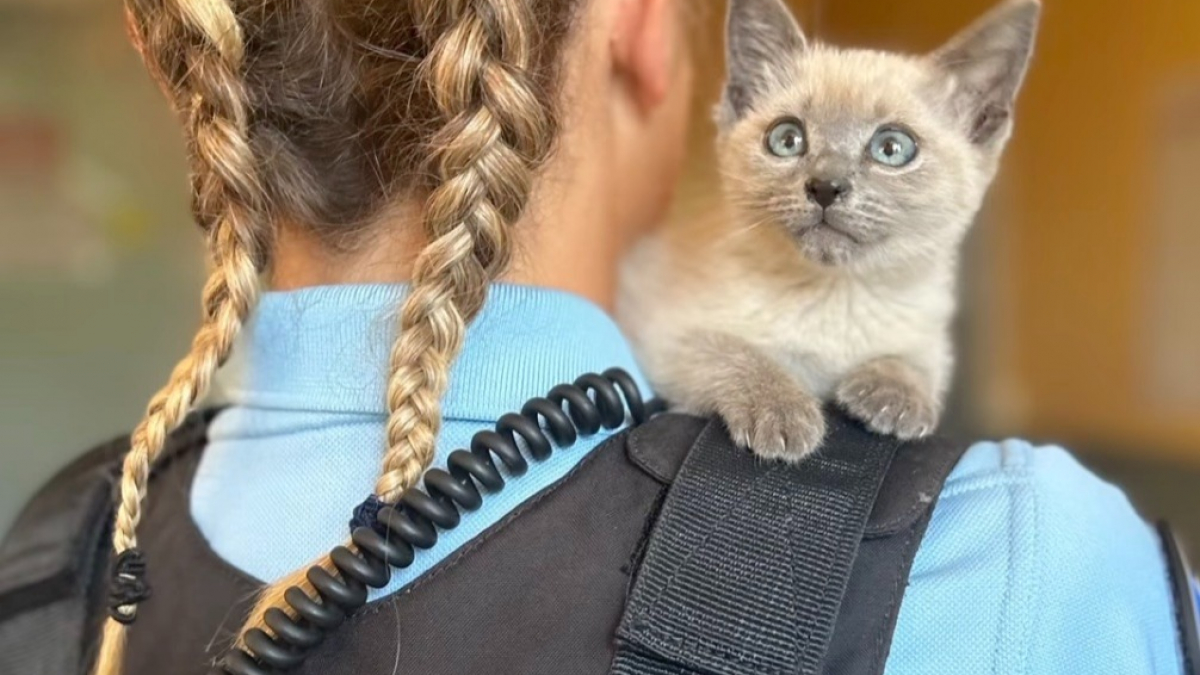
[0,0,1197,556]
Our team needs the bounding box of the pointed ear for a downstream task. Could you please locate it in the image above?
[931,0,1040,145]
[717,0,808,129]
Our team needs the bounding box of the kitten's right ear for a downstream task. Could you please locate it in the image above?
[717,0,807,130]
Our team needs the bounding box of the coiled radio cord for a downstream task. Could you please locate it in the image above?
[216,368,661,675]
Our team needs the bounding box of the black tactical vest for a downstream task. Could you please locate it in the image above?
[0,404,1043,675]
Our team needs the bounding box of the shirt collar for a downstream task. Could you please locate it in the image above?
[217,282,650,422]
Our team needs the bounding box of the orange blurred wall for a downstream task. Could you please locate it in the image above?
[991,0,1200,461]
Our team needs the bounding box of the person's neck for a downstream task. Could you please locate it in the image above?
[270,193,624,312]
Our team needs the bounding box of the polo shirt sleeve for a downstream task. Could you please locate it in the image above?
[885,439,1184,674]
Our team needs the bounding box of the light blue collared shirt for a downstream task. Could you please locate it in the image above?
[191,283,1186,672]
[889,440,1183,674]
[193,283,651,598]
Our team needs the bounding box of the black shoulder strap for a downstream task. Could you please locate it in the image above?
[1159,521,1200,675]
[0,433,125,675]
[0,412,212,675]
[610,410,967,675]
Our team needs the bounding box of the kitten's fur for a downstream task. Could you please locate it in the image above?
[619,0,1040,461]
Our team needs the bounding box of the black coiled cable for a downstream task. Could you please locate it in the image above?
[216,368,661,675]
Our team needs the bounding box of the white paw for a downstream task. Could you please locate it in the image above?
[717,385,826,463]
[836,371,938,440]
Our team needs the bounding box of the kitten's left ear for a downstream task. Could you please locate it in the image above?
[931,0,1041,145]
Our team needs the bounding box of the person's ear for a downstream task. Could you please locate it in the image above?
[716,0,808,130]
[929,0,1041,145]
[611,0,681,115]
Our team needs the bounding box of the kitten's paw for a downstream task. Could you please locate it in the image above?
[836,370,939,440]
[718,387,826,463]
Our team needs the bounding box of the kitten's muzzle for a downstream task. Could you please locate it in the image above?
[797,219,864,246]
[805,178,851,208]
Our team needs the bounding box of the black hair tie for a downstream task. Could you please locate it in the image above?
[108,548,152,625]
[349,495,388,535]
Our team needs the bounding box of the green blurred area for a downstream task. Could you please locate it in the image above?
[0,7,202,532]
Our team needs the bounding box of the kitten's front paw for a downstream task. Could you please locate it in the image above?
[717,386,826,464]
[836,368,939,440]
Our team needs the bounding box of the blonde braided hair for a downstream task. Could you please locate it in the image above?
[231,0,560,652]
[103,0,579,669]
[377,0,552,499]
[94,0,265,672]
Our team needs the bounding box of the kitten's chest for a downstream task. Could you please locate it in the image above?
[764,281,947,392]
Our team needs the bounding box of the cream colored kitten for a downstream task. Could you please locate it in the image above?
[619,0,1040,461]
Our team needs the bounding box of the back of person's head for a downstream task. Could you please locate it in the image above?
[95,0,695,672]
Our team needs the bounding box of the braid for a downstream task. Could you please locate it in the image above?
[232,0,557,646]
[93,0,265,673]
[377,0,552,498]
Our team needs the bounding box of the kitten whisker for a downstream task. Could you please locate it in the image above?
[707,217,777,249]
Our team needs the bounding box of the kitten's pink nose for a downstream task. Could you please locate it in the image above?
[805,178,850,209]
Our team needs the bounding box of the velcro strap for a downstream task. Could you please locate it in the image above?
[611,413,900,675]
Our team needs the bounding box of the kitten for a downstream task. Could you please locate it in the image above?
[619,0,1040,461]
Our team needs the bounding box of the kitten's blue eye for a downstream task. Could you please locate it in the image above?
[868,127,918,167]
[765,119,807,158]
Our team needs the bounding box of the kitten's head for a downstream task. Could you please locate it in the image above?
[716,0,1040,271]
